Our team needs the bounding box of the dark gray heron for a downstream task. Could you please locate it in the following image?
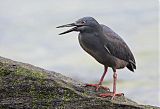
[56,17,136,99]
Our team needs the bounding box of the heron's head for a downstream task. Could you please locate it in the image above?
[57,17,101,35]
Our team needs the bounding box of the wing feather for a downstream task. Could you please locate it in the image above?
[101,24,136,70]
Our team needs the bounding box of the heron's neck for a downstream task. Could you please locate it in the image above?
[80,25,102,34]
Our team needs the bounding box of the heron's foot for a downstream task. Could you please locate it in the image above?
[99,92,124,100]
[85,83,110,91]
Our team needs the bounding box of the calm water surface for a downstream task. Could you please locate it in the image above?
[0,0,159,106]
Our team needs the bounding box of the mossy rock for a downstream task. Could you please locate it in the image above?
[0,56,159,109]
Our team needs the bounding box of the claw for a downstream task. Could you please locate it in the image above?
[99,92,124,99]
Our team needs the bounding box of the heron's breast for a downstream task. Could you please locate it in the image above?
[78,33,100,52]
[78,33,106,63]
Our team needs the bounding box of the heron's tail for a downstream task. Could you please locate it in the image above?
[127,60,136,72]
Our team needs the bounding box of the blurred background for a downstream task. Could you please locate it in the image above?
[0,0,159,106]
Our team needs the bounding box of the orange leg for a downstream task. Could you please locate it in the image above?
[99,70,123,99]
[85,66,110,91]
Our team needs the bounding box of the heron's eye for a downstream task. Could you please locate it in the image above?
[81,21,86,24]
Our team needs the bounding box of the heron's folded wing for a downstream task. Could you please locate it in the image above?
[101,24,136,69]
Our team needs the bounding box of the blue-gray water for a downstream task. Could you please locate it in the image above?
[0,0,159,106]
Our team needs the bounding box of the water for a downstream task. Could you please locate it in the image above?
[0,0,159,106]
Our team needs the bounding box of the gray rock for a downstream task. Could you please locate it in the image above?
[0,56,159,109]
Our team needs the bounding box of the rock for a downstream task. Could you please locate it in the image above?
[0,56,159,109]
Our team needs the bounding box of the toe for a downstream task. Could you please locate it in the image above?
[99,93,113,97]
[116,93,124,96]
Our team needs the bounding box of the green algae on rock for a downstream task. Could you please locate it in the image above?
[0,56,159,109]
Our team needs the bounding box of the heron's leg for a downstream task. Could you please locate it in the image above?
[98,66,108,85]
[85,66,110,91]
[99,70,123,99]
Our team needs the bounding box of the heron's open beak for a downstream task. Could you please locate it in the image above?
[56,23,80,35]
